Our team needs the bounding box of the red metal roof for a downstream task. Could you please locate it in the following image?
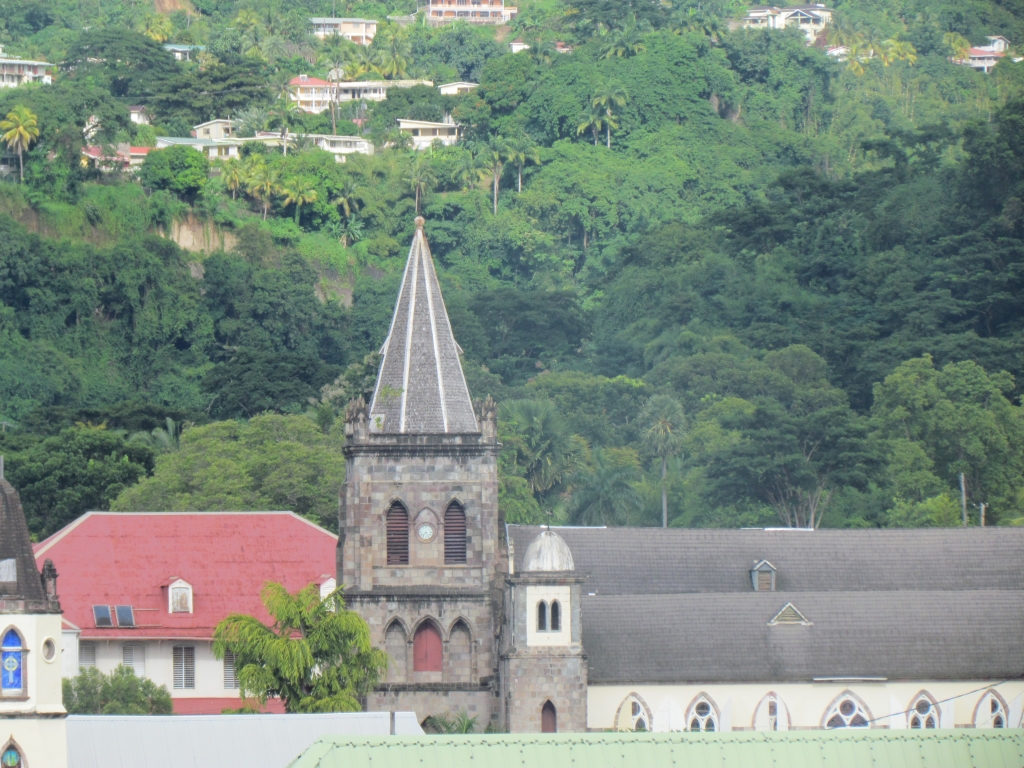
[969,48,1005,56]
[291,75,331,86]
[34,512,337,640]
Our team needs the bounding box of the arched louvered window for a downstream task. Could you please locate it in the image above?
[444,502,467,564]
[387,503,409,565]
[550,600,561,631]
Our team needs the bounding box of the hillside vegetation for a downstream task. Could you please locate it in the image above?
[1,0,1024,535]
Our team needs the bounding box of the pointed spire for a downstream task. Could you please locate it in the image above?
[0,466,51,608]
[369,218,479,434]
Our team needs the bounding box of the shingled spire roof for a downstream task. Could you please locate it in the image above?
[369,218,479,434]
[0,460,49,607]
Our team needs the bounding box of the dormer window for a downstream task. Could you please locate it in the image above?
[169,579,193,614]
[751,560,777,591]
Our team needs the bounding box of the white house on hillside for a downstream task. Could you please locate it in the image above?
[310,17,378,44]
[740,5,833,42]
[397,118,461,149]
[0,48,51,88]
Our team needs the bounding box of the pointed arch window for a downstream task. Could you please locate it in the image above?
[909,694,938,729]
[1,744,22,768]
[444,502,467,564]
[687,695,718,732]
[537,601,548,631]
[1,629,25,696]
[616,693,652,731]
[387,502,410,565]
[754,693,788,731]
[825,694,871,728]
[975,691,1008,729]
[550,600,561,631]
[541,700,557,733]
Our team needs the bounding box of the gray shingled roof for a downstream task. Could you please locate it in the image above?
[0,477,47,602]
[507,526,1024,683]
[369,220,478,434]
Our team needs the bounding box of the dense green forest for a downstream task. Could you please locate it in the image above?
[1,0,1024,537]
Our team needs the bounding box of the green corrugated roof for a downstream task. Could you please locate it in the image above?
[288,731,1024,768]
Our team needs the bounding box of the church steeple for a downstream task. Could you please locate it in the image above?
[0,461,58,612]
[369,217,478,434]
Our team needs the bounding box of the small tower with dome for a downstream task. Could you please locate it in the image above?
[500,527,588,733]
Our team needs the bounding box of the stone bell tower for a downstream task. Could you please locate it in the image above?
[339,218,504,726]
[0,461,67,768]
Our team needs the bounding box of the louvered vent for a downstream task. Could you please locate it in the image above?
[387,503,410,565]
[769,602,811,626]
[758,571,773,591]
[444,502,467,564]
[173,645,195,689]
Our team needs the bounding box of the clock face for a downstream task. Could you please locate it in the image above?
[417,523,436,542]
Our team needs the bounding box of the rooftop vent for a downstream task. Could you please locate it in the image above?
[751,559,776,591]
[769,602,812,626]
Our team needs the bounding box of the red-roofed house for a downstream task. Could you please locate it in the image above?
[80,144,153,172]
[34,512,338,714]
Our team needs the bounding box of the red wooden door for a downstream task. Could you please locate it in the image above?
[413,623,443,672]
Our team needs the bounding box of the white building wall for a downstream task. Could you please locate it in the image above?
[77,639,241,701]
[0,612,67,768]
[588,681,1024,731]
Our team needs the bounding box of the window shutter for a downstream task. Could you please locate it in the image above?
[224,650,239,689]
[387,504,409,565]
[758,571,773,591]
[444,503,467,565]
[122,645,133,668]
[78,642,96,669]
[174,646,195,689]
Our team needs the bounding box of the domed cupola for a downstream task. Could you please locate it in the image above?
[522,529,574,572]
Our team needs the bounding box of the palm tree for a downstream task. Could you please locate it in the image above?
[403,156,436,214]
[505,136,540,193]
[234,9,261,35]
[331,178,363,220]
[640,395,686,528]
[236,105,270,137]
[480,135,510,215]
[423,711,478,734]
[499,399,581,498]
[268,98,297,156]
[282,178,318,224]
[327,217,364,247]
[319,35,354,135]
[242,26,270,59]
[129,418,185,453]
[246,161,283,220]
[0,105,39,183]
[451,149,482,191]
[577,106,605,147]
[374,29,411,79]
[141,13,173,43]
[601,15,648,59]
[592,80,628,148]
[943,31,970,62]
[567,450,644,526]
[221,158,244,200]
[889,39,918,65]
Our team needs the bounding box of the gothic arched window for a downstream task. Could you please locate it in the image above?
[686,694,718,732]
[616,693,653,731]
[550,600,561,631]
[753,692,789,731]
[1,629,25,696]
[537,601,548,631]
[541,700,557,733]
[824,693,871,728]
[413,622,443,672]
[909,693,938,729]
[1,744,22,768]
[975,691,1009,729]
[444,502,467,564]
[386,502,409,565]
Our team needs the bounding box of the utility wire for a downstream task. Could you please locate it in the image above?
[855,677,1020,727]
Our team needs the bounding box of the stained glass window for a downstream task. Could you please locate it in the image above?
[1,747,21,767]
[1,630,23,695]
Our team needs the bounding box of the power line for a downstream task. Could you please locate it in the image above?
[857,677,1020,727]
